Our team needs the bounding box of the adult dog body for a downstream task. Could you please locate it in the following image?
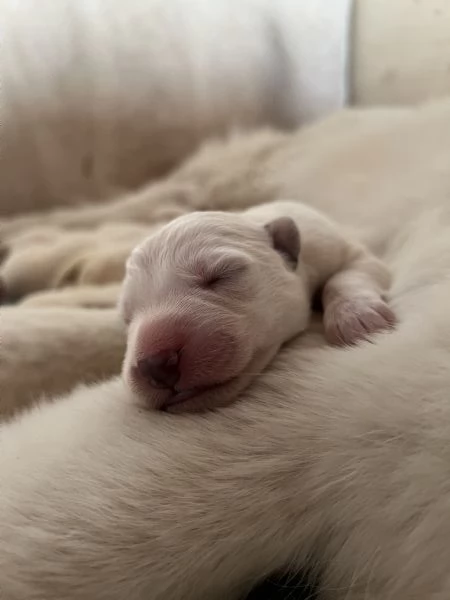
[2,102,450,598]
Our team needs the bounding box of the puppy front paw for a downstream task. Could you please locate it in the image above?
[324,294,397,347]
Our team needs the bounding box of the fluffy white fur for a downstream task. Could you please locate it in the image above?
[3,98,450,599]
[1,223,151,301]
[0,307,125,418]
[121,201,393,412]
[1,100,450,599]
[1,101,447,302]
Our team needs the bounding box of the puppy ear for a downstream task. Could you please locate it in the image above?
[264,216,301,267]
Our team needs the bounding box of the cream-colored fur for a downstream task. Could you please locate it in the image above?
[19,284,122,309]
[3,101,450,598]
[0,101,443,300]
[0,307,125,419]
[121,201,393,412]
[1,223,152,301]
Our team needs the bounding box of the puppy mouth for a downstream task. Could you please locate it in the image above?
[161,378,237,411]
[129,365,239,412]
[160,373,242,412]
[157,349,273,412]
[162,389,197,409]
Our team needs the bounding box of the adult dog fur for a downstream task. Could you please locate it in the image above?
[2,101,450,598]
[1,100,449,300]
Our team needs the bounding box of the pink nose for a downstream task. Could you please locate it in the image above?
[137,350,180,389]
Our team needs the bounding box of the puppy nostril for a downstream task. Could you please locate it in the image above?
[137,350,180,389]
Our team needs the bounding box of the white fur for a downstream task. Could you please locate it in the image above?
[0,307,125,418]
[121,201,393,412]
[3,101,450,598]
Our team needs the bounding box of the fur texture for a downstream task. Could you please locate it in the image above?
[0,307,125,418]
[3,101,450,598]
[121,201,394,412]
[0,223,150,301]
[0,101,443,300]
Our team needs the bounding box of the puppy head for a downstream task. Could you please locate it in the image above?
[119,210,310,412]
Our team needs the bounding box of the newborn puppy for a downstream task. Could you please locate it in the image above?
[120,200,396,413]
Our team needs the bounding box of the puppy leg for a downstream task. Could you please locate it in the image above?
[267,200,397,347]
[322,250,396,346]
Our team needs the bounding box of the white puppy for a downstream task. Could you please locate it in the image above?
[120,200,395,412]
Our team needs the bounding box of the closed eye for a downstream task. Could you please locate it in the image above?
[204,274,223,287]
[199,261,248,290]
